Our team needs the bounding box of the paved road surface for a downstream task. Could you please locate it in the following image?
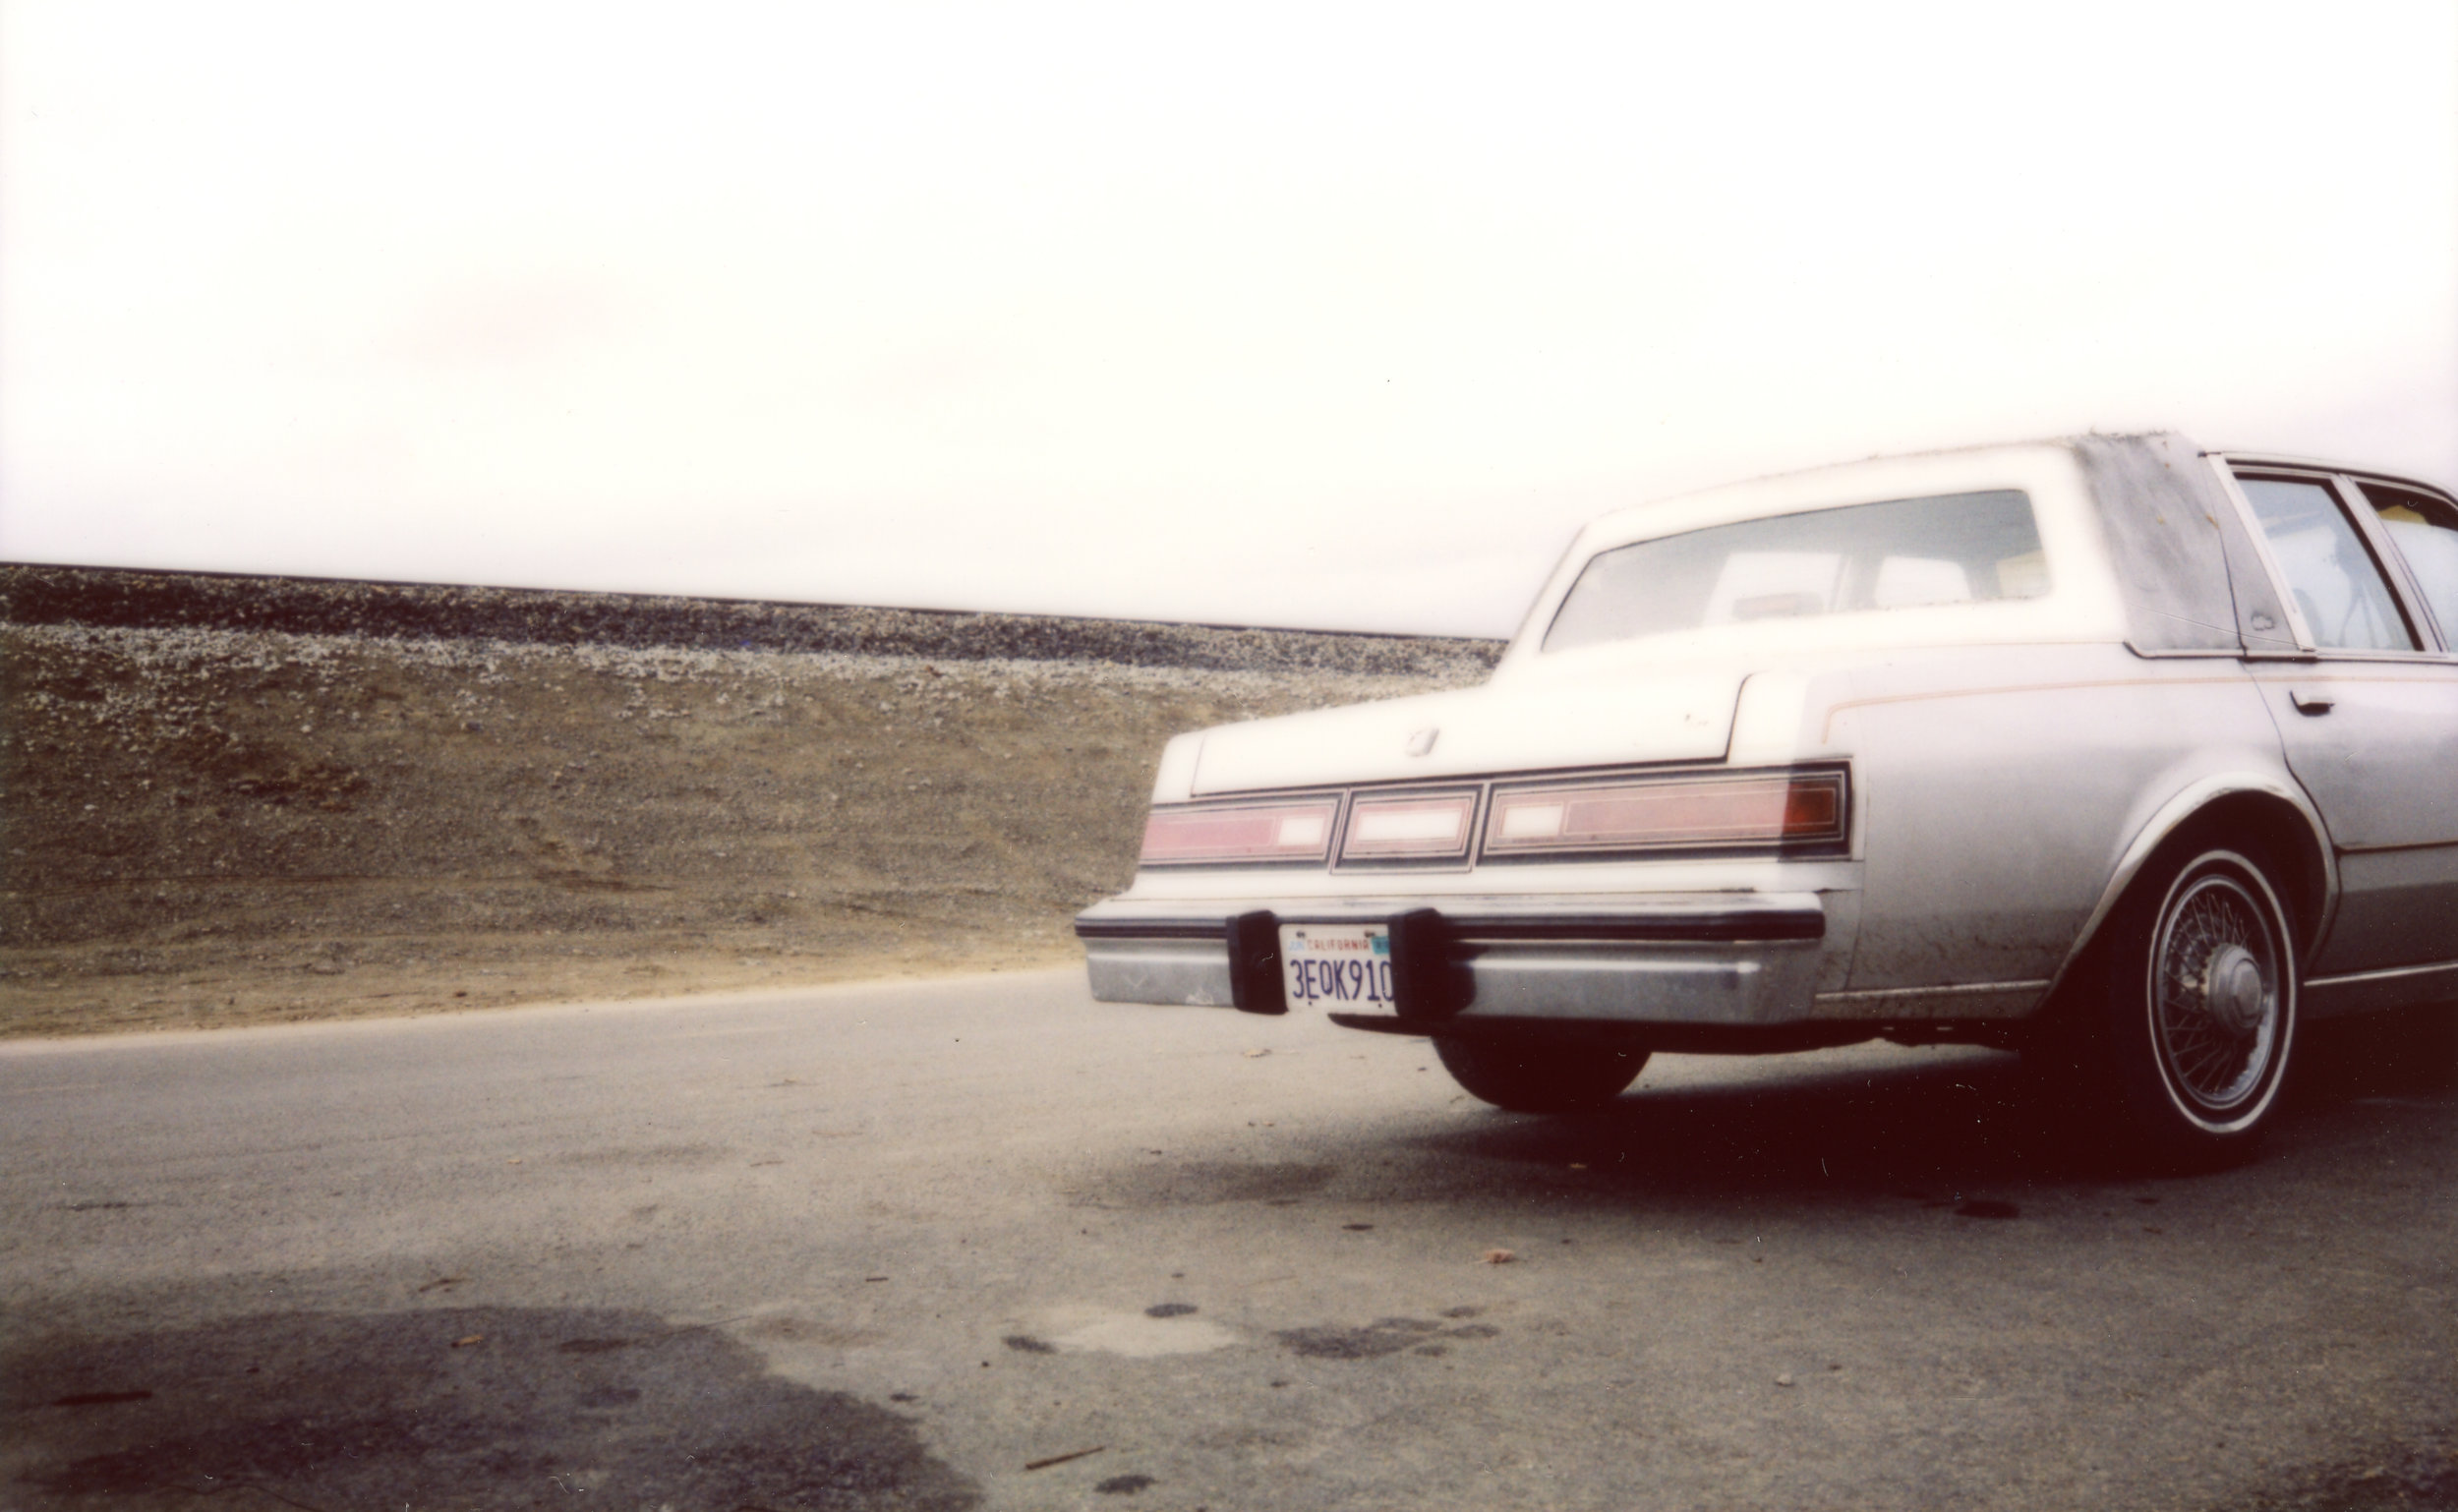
[4,969,2452,1510]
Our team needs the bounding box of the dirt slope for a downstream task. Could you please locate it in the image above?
[1,570,1498,1035]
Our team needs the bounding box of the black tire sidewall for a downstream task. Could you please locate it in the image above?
[1434,1037,1648,1114]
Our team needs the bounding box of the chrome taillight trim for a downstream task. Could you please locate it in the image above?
[1484,768,1848,858]
[1338,787,1482,863]
[1139,795,1342,866]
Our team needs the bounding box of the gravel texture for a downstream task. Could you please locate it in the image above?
[2,563,1501,677]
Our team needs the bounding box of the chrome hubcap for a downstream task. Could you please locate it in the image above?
[2202,943,2267,1035]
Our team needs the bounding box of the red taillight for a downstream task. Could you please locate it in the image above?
[1141,799,1339,864]
[1340,791,1477,860]
[1484,771,1845,855]
[1782,779,1841,838]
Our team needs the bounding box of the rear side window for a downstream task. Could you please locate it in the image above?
[2237,477,2417,653]
[2358,481,2458,649]
[1544,491,2046,654]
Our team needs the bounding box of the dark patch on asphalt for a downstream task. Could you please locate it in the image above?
[2,1306,979,1511]
[2210,1442,2458,1511]
[59,1200,134,1211]
[555,1141,732,1168]
[1955,1199,2020,1219]
[2291,1008,2458,1105]
[747,1315,874,1347]
[1385,1048,2202,1189]
[1003,1335,1057,1354]
[1143,1303,1198,1318]
[573,1385,640,1408]
[1097,1473,1157,1494]
[1275,1316,1499,1361]
[1071,1160,1337,1209]
[1277,1317,1434,1360]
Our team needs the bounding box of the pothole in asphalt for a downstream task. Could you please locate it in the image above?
[3,1306,978,1511]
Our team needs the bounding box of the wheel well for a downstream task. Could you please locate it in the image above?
[2034,788,2330,1040]
[2163,791,2330,959]
[2118,792,2329,960]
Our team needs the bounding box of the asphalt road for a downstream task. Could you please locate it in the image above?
[3,969,2452,1512]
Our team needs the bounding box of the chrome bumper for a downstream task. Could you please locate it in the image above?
[1074,894,1829,1028]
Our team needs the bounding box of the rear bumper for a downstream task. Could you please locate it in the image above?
[1074,893,1830,1028]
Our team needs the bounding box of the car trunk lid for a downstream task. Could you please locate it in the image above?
[1189,669,1743,796]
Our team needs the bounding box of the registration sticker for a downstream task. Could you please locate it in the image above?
[1279,923,1396,1010]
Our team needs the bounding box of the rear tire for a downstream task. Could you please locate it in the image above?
[1434,1038,1648,1113]
[2066,843,2299,1169]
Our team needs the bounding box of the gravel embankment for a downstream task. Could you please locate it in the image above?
[2,562,1498,677]
[1,566,1503,1035]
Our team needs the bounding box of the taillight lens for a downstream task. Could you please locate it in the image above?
[1141,799,1339,864]
[1340,790,1478,861]
[1484,770,1845,855]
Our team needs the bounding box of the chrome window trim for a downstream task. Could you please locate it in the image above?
[2206,454,2317,656]
[2338,474,2458,656]
[2218,455,2458,660]
[2316,471,2433,654]
[2283,648,2456,665]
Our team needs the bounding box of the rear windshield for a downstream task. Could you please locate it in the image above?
[1543,490,2049,653]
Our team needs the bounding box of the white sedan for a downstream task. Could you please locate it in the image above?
[1076,434,2458,1165]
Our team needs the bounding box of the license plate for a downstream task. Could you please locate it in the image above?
[1279,923,1397,1010]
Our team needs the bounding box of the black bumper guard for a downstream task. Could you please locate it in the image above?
[1224,906,1465,1021]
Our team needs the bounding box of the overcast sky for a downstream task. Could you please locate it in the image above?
[4,3,2453,637]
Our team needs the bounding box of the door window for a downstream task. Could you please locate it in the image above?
[2356,481,2458,650]
[2237,477,2417,652]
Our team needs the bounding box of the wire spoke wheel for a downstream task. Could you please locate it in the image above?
[2127,848,2297,1148]
[2033,840,2303,1169]
[2150,871,2283,1115]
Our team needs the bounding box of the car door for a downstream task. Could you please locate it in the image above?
[2222,462,2458,993]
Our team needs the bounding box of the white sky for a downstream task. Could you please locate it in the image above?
[4,2,2454,637]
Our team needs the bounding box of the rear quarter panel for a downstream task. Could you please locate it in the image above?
[1828,645,2289,992]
